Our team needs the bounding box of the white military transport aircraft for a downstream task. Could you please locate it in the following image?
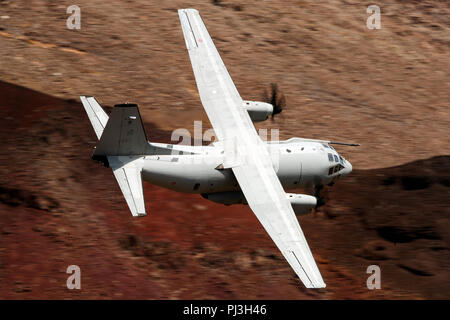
[80,9,358,288]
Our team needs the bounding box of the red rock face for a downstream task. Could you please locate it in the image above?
[0,81,448,299]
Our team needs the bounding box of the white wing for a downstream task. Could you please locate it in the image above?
[178,9,254,141]
[178,8,325,288]
[232,160,326,288]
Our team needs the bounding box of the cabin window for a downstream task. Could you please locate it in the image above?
[286,149,291,153]
[193,183,200,191]
[328,153,333,162]
[334,155,339,162]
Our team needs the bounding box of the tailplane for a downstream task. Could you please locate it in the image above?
[80,97,150,217]
[80,96,109,139]
[108,156,146,217]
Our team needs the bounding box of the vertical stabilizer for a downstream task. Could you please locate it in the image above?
[93,103,153,157]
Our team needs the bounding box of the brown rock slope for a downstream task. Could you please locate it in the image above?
[0,81,448,299]
[0,0,449,170]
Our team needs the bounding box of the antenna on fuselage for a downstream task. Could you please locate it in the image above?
[329,141,360,147]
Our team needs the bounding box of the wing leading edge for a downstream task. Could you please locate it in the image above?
[178,8,325,288]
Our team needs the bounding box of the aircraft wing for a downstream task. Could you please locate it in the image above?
[178,8,252,141]
[178,8,325,288]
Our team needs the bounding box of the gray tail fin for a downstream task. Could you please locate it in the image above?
[93,104,153,163]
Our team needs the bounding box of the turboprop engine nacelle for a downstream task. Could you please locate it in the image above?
[202,192,317,215]
[243,100,274,122]
[287,193,317,215]
[201,191,246,205]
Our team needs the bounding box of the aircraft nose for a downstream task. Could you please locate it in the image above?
[342,160,352,176]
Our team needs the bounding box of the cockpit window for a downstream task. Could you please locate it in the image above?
[322,144,329,148]
[328,153,333,162]
[339,156,344,165]
[334,155,339,162]
[329,164,345,175]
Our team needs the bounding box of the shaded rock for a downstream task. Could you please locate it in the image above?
[356,240,395,261]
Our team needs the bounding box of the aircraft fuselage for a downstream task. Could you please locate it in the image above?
[141,140,352,194]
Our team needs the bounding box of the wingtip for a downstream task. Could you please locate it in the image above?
[178,8,199,14]
[305,281,326,289]
[130,212,147,218]
[314,280,326,288]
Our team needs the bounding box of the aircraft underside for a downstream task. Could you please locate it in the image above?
[141,154,304,194]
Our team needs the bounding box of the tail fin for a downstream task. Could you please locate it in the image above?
[92,103,150,217]
[93,103,153,157]
[81,97,175,161]
[80,97,149,217]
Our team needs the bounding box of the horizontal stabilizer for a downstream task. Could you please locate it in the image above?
[108,156,146,217]
[80,96,109,139]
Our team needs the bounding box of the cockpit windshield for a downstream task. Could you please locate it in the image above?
[328,163,345,175]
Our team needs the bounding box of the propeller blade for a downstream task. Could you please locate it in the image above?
[263,83,286,120]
